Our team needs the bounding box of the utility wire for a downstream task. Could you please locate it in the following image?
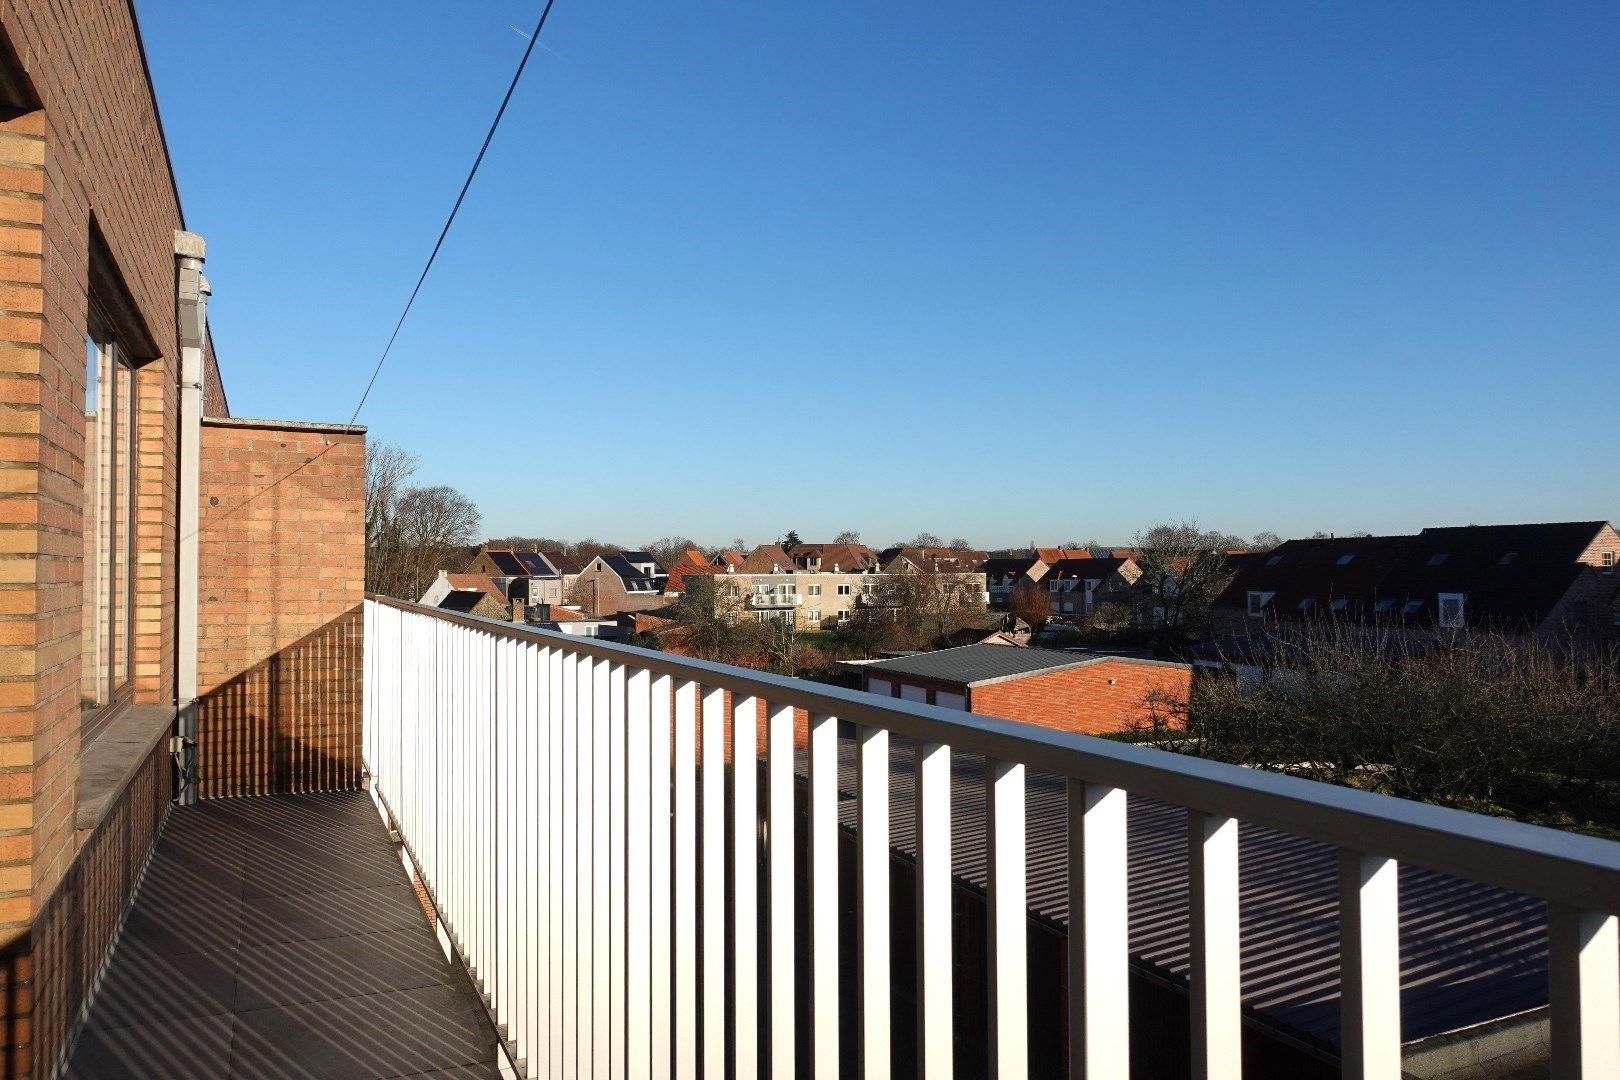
[347,0,561,426]
[193,3,559,537]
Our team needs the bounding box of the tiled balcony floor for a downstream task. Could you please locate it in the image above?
[66,791,503,1079]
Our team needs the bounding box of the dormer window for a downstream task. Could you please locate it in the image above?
[1438,593,1466,628]
[1336,554,1354,566]
[1246,591,1272,617]
[1428,553,1449,567]
[1298,597,1315,612]
[1331,598,1348,612]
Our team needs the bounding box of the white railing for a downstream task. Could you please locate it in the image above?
[747,592,801,608]
[362,596,1620,1080]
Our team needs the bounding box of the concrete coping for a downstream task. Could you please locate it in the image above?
[201,416,367,435]
[76,705,178,831]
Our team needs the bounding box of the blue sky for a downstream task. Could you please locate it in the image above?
[140,2,1619,549]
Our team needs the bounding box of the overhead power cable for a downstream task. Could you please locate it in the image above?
[346,0,561,426]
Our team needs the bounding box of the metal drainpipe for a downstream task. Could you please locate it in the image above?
[174,231,208,804]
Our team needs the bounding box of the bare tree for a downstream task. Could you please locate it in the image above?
[833,529,862,545]
[1009,583,1051,630]
[1250,531,1283,552]
[364,443,418,595]
[657,575,768,663]
[394,485,482,599]
[1131,520,1236,641]
[840,562,990,653]
[948,537,973,551]
[644,536,701,568]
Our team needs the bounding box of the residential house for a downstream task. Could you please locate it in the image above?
[1212,521,1620,643]
[662,552,725,597]
[1045,556,1141,619]
[419,571,512,620]
[463,546,573,607]
[788,541,880,574]
[982,555,1050,609]
[572,552,672,617]
[849,643,1190,736]
[880,545,990,574]
[711,549,745,571]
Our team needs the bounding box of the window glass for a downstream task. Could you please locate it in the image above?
[82,317,136,713]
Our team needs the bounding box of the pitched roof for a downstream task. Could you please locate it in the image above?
[478,549,527,576]
[738,544,795,575]
[511,550,554,576]
[981,556,1042,583]
[599,554,662,592]
[444,574,508,605]
[789,542,880,572]
[672,549,710,569]
[1035,547,1089,564]
[540,549,581,575]
[437,591,487,613]
[664,561,723,593]
[1046,557,1133,582]
[713,550,744,569]
[1214,522,1611,629]
[881,547,989,573]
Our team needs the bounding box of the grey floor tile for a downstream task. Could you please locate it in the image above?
[240,883,426,946]
[235,928,454,1011]
[115,895,243,960]
[230,983,499,1079]
[65,1014,233,1079]
[83,948,239,1029]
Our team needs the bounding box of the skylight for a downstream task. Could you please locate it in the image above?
[1266,555,1282,567]
[1298,597,1315,611]
[1403,600,1424,614]
[1375,598,1395,614]
[1499,552,1517,566]
[1428,553,1449,567]
[1336,554,1354,565]
[1331,598,1348,611]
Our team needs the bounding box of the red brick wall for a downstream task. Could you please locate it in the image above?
[194,420,366,797]
[968,660,1191,737]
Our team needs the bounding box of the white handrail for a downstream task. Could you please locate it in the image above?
[364,596,1620,1080]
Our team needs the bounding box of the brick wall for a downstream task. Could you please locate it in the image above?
[194,420,366,797]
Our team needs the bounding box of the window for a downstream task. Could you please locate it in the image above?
[82,315,136,718]
[806,609,821,623]
[1438,593,1465,628]
[808,584,822,597]
[1375,598,1396,614]
[1603,551,1616,575]
[1402,600,1424,615]
[837,584,851,596]
[1298,597,1316,612]
[1336,554,1354,565]
[1427,553,1449,567]
[1266,555,1282,567]
[1331,598,1348,612]
[1498,552,1517,566]
[1246,591,1270,617]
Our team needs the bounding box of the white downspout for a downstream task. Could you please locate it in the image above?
[174,231,208,804]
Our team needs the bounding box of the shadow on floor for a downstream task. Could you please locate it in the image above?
[65,791,502,1079]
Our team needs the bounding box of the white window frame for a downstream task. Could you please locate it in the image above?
[1438,592,1466,628]
[837,584,851,596]
[1246,591,1271,617]
[808,584,821,597]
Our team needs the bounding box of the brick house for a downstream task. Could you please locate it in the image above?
[571,552,670,618]
[418,572,511,620]
[851,644,1190,737]
[1211,521,1620,644]
[0,5,367,1073]
[464,546,576,607]
[1044,556,1140,620]
[982,555,1049,609]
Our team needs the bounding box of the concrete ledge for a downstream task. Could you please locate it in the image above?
[76,705,178,830]
[200,416,366,435]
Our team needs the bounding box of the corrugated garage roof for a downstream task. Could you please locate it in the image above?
[798,739,1547,1050]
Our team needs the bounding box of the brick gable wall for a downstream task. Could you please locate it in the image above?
[970,660,1189,737]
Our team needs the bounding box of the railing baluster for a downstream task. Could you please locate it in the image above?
[701,686,727,1079]
[916,739,952,1080]
[563,653,580,1080]
[767,703,796,1080]
[594,658,613,1074]
[1189,812,1240,1080]
[673,680,699,1080]
[650,673,674,1080]
[1548,904,1619,1078]
[550,646,566,1080]
[610,662,629,1078]
[627,666,653,1080]
[988,758,1026,1079]
[1068,781,1128,1080]
[733,696,761,1078]
[858,725,890,1078]
[809,712,841,1080]
[529,643,547,1076]
[1338,851,1401,1080]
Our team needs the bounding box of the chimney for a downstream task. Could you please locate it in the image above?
[511,598,525,622]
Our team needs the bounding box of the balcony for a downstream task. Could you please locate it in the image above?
[748,592,802,608]
[62,598,1620,1079]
